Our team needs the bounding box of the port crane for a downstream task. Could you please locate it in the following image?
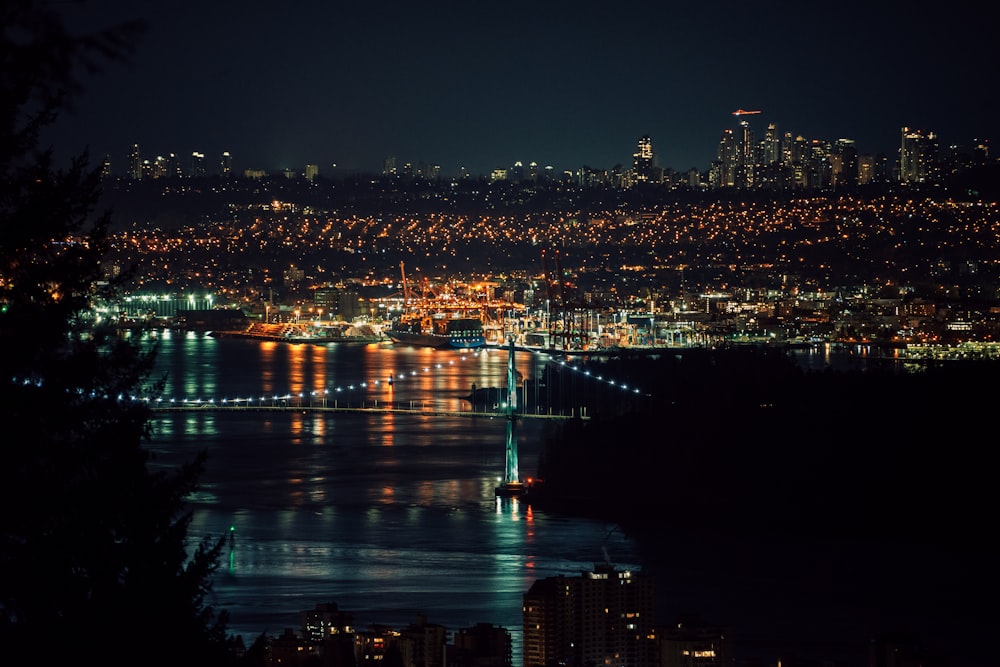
[540,248,569,350]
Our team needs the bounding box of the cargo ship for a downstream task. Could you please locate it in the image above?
[388,261,489,349]
[387,312,486,349]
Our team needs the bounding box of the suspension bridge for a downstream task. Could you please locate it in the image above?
[141,343,650,420]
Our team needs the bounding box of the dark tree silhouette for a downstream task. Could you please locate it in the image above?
[0,2,240,664]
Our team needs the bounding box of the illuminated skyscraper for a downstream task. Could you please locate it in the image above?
[833,138,858,188]
[190,151,206,178]
[736,120,754,189]
[762,122,780,165]
[900,127,939,184]
[716,129,737,188]
[633,135,654,183]
[305,163,319,181]
[220,151,233,177]
[511,161,524,181]
[128,143,141,180]
[153,155,169,178]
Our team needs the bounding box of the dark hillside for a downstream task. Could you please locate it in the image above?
[530,348,993,547]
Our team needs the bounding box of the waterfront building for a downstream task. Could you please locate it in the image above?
[522,563,655,667]
[448,623,513,667]
[301,602,355,643]
[355,625,401,667]
[655,621,733,667]
[398,614,449,667]
[270,627,321,666]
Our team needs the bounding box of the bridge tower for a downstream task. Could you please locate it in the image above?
[495,337,526,497]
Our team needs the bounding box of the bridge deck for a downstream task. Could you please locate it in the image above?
[150,405,580,419]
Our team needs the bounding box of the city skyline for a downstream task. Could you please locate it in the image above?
[45,1,998,179]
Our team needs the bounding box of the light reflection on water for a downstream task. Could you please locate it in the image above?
[146,333,638,660]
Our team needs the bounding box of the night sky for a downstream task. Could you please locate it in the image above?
[47,0,998,178]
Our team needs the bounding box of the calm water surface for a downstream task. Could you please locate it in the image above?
[143,332,993,667]
[144,331,640,661]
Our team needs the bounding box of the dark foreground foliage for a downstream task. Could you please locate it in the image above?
[531,347,994,548]
[0,3,258,664]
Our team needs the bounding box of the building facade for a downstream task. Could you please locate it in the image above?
[523,563,655,667]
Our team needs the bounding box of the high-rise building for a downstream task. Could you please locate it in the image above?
[805,139,832,189]
[398,614,448,667]
[736,120,755,189]
[300,602,354,643]
[220,151,233,177]
[762,122,780,165]
[633,135,654,184]
[900,126,939,184]
[128,143,141,180]
[511,161,524,181]
[305,163,319,181]
[834,138,858,188]
[523,563,655,667]
[656,620,732,667]
[858,153,876,185]
[167,153,180,178]
[716,129,737,188]
[448,622,512,667]
[153,155,169,179]
[781,131,794,166]
[190,151,206,178]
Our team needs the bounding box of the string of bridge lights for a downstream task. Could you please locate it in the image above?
[10,348,646,409]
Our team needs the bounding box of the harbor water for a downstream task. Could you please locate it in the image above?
[143,331,993,667]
